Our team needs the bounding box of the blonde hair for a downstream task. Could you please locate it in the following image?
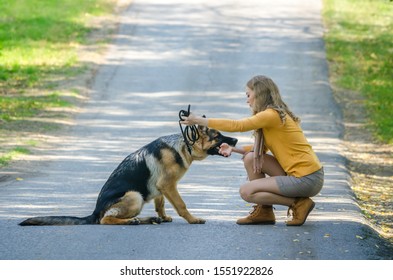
[246,75,300,123]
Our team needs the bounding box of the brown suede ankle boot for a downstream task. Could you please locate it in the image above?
[236,205,276,225]
[286,197,315,226]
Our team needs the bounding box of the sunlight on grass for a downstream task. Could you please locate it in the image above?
[0,0,118,163]
[0,0,116,117]
[0,0,114,93]
[323,0,393,143]
[0,147,30,167]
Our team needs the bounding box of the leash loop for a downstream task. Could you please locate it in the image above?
[178,105,200,154]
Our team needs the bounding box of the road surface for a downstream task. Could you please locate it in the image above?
[0,0,391,261]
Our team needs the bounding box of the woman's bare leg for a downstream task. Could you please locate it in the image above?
[242,152,295,207]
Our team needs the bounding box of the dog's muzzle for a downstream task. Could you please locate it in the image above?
[207,136,238,156]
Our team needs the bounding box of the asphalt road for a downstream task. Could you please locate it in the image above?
[0,0,391,260]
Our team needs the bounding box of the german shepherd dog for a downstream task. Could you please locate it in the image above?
[19,125,237,226]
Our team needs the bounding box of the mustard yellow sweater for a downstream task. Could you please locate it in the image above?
[208,109,322,177]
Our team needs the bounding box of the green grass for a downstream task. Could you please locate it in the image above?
[0,0,115,118]
[323,0,393,143]
[0,147,30,167]
[0,92,71,121]
[0,0,116,165]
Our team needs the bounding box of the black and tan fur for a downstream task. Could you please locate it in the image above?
[19,125,237,226]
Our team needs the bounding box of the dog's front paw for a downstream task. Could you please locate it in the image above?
[188,217,206,224]
[161,215,173,223]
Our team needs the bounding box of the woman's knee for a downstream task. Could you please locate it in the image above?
[239,184,253,202]
[242,152,254,169]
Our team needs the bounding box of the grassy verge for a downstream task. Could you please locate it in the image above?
[0,147,30,167]
[323,0,393,240]
[322,0,393,144]
[0,0,117,166]
[0,0,114,95]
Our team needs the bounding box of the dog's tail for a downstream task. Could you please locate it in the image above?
[19,214,97,226]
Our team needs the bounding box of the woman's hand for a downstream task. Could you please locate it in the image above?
[219,143,233,157]
[180,113,208,127]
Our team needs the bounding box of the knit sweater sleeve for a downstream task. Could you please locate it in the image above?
[207,109,281,132]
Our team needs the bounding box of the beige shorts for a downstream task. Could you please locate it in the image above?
[275,168,324,197]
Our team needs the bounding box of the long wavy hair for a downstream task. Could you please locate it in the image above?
[246,75,300,123]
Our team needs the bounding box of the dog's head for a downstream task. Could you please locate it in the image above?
[190,125,238,159]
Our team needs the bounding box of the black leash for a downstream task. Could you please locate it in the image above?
[178,104,200,154]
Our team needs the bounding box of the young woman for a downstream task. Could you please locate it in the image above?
[181,75,324,226]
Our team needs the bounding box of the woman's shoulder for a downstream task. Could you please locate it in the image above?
[256,108,280,119]
[254,109,282,126]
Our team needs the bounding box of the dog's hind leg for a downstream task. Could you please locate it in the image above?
[100,215,141,225]
[154,195,172,222]
[100,191,158,225]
